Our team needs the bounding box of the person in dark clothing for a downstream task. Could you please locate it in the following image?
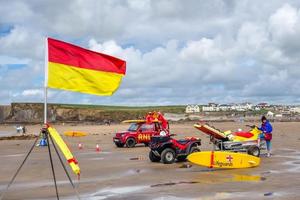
[22,126,26,134]
[259,116,273,157]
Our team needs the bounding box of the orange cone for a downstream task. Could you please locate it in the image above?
[78,143,83,150]
[96,144,101,152]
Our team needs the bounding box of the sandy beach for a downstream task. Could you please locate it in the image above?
[0,122,299,200]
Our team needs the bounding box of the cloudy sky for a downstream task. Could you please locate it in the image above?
[0,0,300,105]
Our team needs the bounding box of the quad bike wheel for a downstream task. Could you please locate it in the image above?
[247,146,260,157]
[149,151,161,162]
[126,138,136,148]
[161,148,176,164]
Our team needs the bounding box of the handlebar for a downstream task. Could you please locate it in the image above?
[245,125,257,129]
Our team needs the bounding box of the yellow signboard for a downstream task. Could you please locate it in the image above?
[138,134,151,141]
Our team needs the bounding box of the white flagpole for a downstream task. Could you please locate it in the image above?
[44,37,48,124]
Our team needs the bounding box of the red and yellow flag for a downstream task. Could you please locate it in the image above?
[46,38,126,96]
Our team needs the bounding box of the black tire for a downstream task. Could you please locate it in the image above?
[177,156,187,162]
[247,146,260,157]
[115,143,124,148]
[149,151,161,162]
[144,142,149,147]
[126,138,136,148]
[190,146,200,154]
[161,148,176,164]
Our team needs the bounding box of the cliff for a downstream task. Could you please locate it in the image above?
[0,103,185,124]
[0,105,11,122]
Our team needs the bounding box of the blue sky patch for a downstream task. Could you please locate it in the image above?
[5,64,27,70]
[0,24,14,37]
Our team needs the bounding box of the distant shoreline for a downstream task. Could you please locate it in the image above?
[0,103,299,124]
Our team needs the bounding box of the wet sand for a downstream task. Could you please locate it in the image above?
[0,122,299,200]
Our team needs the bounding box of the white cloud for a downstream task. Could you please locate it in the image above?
[269,4,298,38]
[22,89,43,96]
[0,26,44,59]
[0,1,33,24]
[180,38,224,62]
[0,1,300,105]
[0,56,30,65]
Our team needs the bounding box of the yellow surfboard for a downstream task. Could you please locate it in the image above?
[187,151,260,169]
[122,119,146,123]
[64,131,88,137]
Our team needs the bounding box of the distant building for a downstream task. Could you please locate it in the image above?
[202,102,254,112]
[185,105,200,113]
[290,107,300,113]
[273,105,285,112]
[254,107,261,111]
[208,103,218,107]
[267,111,274,118]
[231,103,253,111]
[202,106,220,112]
[219,104,231,111]
[257,103,269,108]
[242,102,253,110]
[202,103,219,112]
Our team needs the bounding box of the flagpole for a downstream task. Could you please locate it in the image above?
[44,87,48,124]
[44,37,48,124]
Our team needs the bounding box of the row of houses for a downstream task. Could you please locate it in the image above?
[186,103,258,113]
[185,103,300,113]
[202,103,254,112]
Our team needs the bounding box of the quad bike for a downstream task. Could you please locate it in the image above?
[149,134,201,164]
[194,123,266,157]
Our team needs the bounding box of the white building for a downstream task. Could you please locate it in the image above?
[242,102,253,110]
[290,107,300,113]
[202,106,220,112]
[234,105,246,111]
[202,102,253,112]
[202,103,220,112]
[267,111,274,118]
[219,104,231,111]
[231,103,253,111]
[185,105,200,113]
[254,107,261,111]
[257,103,269,108]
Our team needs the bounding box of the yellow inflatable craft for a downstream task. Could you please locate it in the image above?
[64,131,88,137]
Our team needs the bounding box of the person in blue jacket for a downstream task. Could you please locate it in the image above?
[259,116,273,157]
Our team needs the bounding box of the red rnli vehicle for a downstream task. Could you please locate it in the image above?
[113,112,169,148]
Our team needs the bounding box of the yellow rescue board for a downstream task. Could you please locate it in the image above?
[122,119,146,123]
[48,126,80,175]
[187,151,260,169]
[64,131,88,137]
